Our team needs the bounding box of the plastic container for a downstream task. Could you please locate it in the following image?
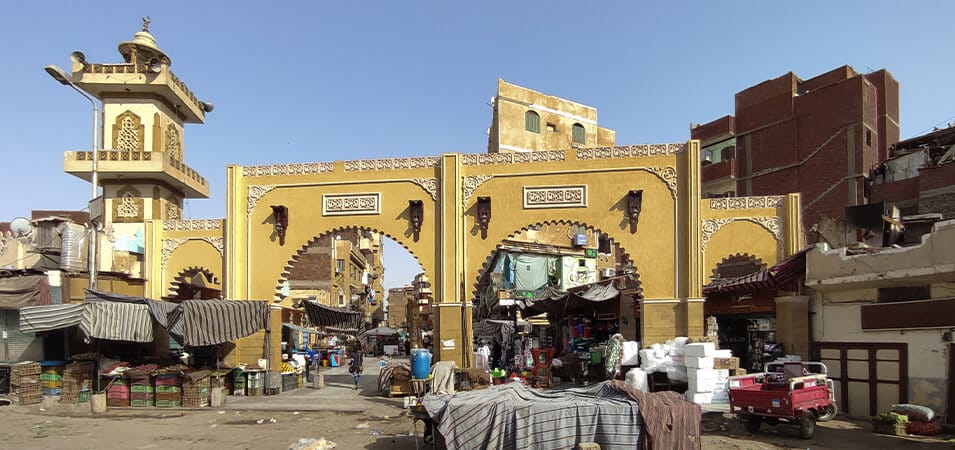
[329,351,341,367]
[411,348,432,380]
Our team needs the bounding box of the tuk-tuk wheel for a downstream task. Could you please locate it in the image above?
[799,411,816,439]
[817,402,838,422]
[744,415,761,433]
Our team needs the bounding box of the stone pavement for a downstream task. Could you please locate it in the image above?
[223,355,407,416]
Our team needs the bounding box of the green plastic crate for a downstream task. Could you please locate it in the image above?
[130,399,153,407]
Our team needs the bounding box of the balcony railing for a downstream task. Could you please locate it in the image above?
[69,150,207,188]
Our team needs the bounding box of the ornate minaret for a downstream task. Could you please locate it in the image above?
[60,19,212,272]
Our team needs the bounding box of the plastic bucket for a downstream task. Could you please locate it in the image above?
[411,348,432,380]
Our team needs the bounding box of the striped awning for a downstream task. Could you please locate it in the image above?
[19,303,85,333]
[703,247,811,296]
[302,301,362,330]
[80,301,154,343]
[175,300,270,347]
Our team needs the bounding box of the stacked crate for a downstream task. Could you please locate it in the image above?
[40,364,65,396]
[154,374,183,408]
[231,368,245,396]
[182,376,210,408]
[683,343,733,405]
[246,371,265,396]
[129,375,155,407]
[60,362,95,404]
[106,377,130,407]
[11,362,42,405]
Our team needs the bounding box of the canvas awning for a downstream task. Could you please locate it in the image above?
[302,300,362,330]
[81,301,154,342]
[0,273,51,309]
[283,322,323,335]
[358,326,398,340]
[19,303,86,333]
[523,278,621,316]
[703,247,811,296]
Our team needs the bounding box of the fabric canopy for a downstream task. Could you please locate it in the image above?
[81,301,154,342]
[19,303,85,333]
[358,326,398,340]
[303,300,362,331]
[524,279,621,316]
[283,322,323,335]
[0,274,51,309]
[703,247,811,296]
[20,290,269,346]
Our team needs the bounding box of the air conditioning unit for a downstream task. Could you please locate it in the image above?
[600,268,616,279]
[573,234,588,246]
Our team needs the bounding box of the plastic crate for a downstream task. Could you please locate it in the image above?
[107,398,130,407]
[130,399,153,407]
[155,399,182,408]
[156,385,182,394]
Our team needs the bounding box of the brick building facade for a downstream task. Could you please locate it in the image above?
[693,65,900,246]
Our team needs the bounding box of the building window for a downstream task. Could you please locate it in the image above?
[336,259,344,274]
[338,292,345,306]
[525,111,540,133]
[572,123,585,144]
[546,122,557,132]
[865,129,872,146]
[877,286,929,302]
[598,235,612,254]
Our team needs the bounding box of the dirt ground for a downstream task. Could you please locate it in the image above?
[1,399,953,449]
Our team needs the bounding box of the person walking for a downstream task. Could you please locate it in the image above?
[348,344,364,390]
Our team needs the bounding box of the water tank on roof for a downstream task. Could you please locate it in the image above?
[60,223,87,272]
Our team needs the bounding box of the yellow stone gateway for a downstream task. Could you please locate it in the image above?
[55,22,802,369]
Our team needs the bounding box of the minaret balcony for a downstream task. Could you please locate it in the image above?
[64,150,210,199]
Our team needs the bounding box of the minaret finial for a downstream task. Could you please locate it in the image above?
[142,16,151,32]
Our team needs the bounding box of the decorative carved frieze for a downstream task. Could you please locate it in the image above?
[462,175,493,207]
[643,167,678,199]
[411,178,438,201]
[200,237,225,257]
[162,219,223,231]
[461,150,566,166]
[247,185,276,216]
[242,163,334,177]
[709,196,785,210]
[162,237,224,268]
[701,217,783,250]
[343,157,440,172]
[323,193,381,216]
[575,143,686,160]
[523,185,587,209]
[161,238,187,268]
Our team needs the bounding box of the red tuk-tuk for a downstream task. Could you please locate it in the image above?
[728,361,838,439]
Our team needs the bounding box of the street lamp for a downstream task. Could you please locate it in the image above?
[45,64,101,290]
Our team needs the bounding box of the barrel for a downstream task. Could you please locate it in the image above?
[411,348,432,379]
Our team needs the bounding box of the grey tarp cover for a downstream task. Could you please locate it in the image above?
[18,301,153,342]
[524,278,621,315]
[22,290,268,346]
[80,301,154,342]
[88,290,269,346]
[176,300,269,346]
[303,300,362,330]
[0,274,51,309]
[19,303,86,333]
[422,381,643,450]
[358,326,398,340]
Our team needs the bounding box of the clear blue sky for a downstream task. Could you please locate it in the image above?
[3,2,954,290]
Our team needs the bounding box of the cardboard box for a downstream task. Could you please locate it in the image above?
[684,342,715,357]
[685,391,712,404]
[688,377,713,392]
[685,356,714,369]
[730,368,747,376]
[713,357,740,370]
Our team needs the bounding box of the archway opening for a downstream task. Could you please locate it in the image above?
[277,227,426,358]
[471,221,643,382]
[704,253,777,372]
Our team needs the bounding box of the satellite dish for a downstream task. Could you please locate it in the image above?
[10,217,33,237]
